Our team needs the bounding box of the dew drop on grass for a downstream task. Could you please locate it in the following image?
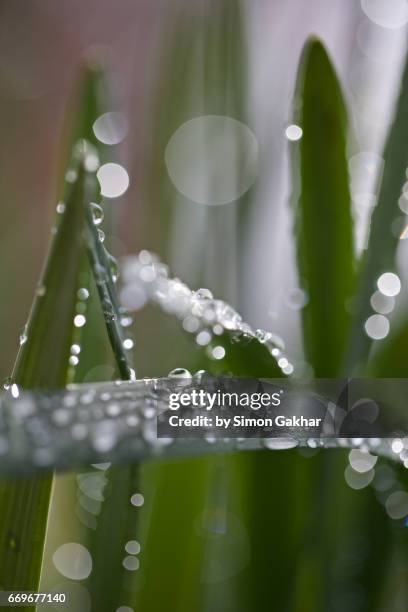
[19,324,28,346]
[11,384,19,398]
[74,315,86,328]
[364,314,389,340]
[77,288,89,301]
[97,229,105,243]
[130,493,144,507]
[195,288,213,300]
[97,163,129,198]
[56,201,66,214]
[123,556,140,571]
[52,543,92,580]
[119,311,133,327]
[125,540,141,555]
[65,169,77,183]
[377,272,401,297]
[36,285,46,297]
[71,344,81,355]
[168,368,192,379]
[263,437,299,450]
[108,254,119,283]
[123,338,134,350]
[211,345,225,360]
[93,112,128,146]
[90,202,104,226]
[196,330,212,346]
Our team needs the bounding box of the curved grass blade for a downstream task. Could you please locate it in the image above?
[291,38,355,377]
[345,50,408,373]
[0,156,88,598]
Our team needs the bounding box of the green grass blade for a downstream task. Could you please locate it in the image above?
[0,157,88,597]
[369,320,408,376]
[292,38,355,377]
[85,198,133,380]
[345,50,408,372]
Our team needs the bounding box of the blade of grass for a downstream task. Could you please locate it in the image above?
[291,38,355,378]
[290,38,392,612]
[345,49,408,373]
[0,156,88,598]
[369,319,408,377]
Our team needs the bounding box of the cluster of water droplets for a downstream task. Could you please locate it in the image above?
[365,271,401,341]
[120,250,293,374]
[0,376,407,477]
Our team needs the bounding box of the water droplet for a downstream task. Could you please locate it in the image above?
[392,438,404,454]
[165,116,258,206]
[344,465,374,490]
[69,355,79,366]
[263,437,299,450]
[97,229,105,243]
[93,112,128,146]
[168,368,192,380]
[56,201,66,214]
[65,169,77,183]
[97,163,129,198]
[195,288,213,300]
[19,324,28,346]
[119,311,133,327]
[108,254,119,283]
[385,491,408,519]
[71,344,81,355]
[90,202,104,226]
[130,493,144,507]
[36,285,46,297]
[125,540,140,555]
[91,420,117,452]
[211,345,225,360]
[361,0,408,29]
[364,314,389,340]
[286,288,308,310]
[370,291,395,315]
[285,124,303,141]
[348,449,377,473]
[77,288,90,301]
[182,315,200,333]
[123,556,139,571]
[11,384,19,398]
[123,338,134,350]
[377,272,401,297]
[196,330,212,346]
[53,543,92,580]
[74,315,86,328]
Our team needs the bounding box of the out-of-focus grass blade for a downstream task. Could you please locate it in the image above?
[346,50,408,372]
[369,320,408,376]
[0,158,87,598]
[292,38,355,377]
